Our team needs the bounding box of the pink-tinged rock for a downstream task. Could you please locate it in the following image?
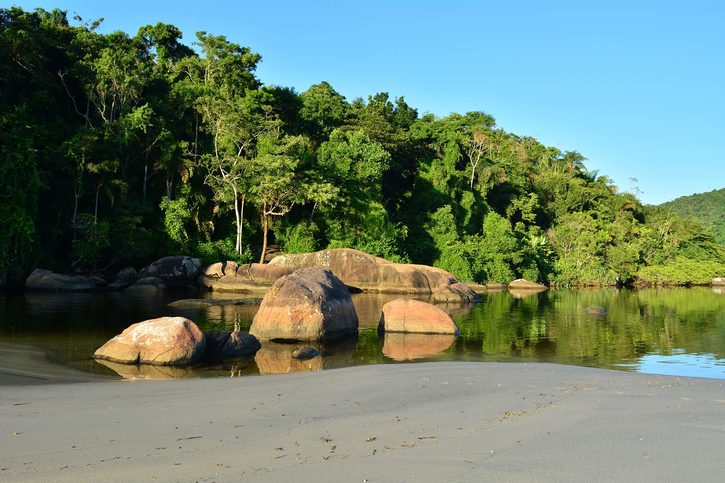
[379,299,459,335]
[268,248,479,303]
[93,317,206,366]
[508,278,548,290]
[249,268,358,342]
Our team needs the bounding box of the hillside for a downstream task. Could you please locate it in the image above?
[660,188,725,244]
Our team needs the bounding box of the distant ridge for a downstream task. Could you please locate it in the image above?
[659,188,725,244]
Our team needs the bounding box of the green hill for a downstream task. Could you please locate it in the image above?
[660,188,725,244]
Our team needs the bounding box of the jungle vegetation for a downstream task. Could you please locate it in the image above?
[659,188,725,245]
[1,7,723,286]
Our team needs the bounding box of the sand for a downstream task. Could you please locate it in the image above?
[1,362,724,482]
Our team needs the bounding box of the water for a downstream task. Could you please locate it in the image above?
[0,287,723,381]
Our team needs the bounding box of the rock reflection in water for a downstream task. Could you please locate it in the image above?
[382,333,456,361]
[95,359,196,380]
[255,337,357,374]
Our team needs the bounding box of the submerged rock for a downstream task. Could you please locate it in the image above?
[168,298,262,309]
[249,268,359,342]
[93,316,206,366]
[586,305,607,316]
[379,299,459,335]
[292,346,321,360]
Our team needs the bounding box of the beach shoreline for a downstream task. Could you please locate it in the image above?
[1,361,724,482]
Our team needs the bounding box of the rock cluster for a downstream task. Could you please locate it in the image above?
[268,248,478,303]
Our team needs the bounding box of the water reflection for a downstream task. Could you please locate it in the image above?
[382,333,456,361]
[1,287,724,380]
[255,338,357,374]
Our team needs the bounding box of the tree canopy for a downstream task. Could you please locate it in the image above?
[1,7,722,286]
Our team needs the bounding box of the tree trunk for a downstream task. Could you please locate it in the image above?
[143,163,148,203]
[94,183,101,223]
[166,176,173,201]
[233,187,241,255]
[239,194,245,256]
[72,189,79,225]
[259,207,268,264]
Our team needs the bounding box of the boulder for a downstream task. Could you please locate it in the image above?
[107,267,138,290]
[198,262,294,292]
[508,278,548,290]
[203,331,260,361]
[125,276,167,290]
[269,248,478,303]
[138,256,202,288]
[25,269,102,291]
[485,282,507,291]
[93,317,206,366]
[379,298,459,335]
[712,277,725,286]
[249,268,359,342]
[382,333,456,361]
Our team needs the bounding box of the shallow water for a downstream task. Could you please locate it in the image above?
[0,287,723,381]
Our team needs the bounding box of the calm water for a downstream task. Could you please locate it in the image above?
[0,287,723,381]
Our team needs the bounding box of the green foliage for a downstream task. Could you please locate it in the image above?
[0,6,721,287]
[279,220,319,254]
[659,188,725,244]
[71,214,110,271]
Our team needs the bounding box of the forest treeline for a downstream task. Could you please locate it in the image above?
[1,7,723,287]
[659,188,725,245]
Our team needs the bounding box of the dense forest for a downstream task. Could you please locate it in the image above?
[1,7,723,287]
[659,188,725,245]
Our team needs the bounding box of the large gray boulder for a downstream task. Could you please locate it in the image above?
[138,256,201,288]
[249,268,358,342]
[93,316,206,366]
[25,269,104,291]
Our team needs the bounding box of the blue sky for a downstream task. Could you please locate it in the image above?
[10,0,725,204]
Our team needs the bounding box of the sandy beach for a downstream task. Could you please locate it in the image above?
[1,362,724,482]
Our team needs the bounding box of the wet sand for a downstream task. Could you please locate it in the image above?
[1,362,724,482]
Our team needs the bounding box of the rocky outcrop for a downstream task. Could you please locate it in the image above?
[203,331,261,361]
[712,277,725,286]
[379,298,459,335]
[268,248,478,303]
[107,267,138,290]
[197,261,294,292]
[137,256,202,288]
[25,269,106,291]
[93,317,206,366]
[125,276,167,290]
[382,333,456,361]
[249,268,359,342]
[508,279,548,290]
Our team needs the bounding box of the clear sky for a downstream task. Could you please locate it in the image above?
[9,0,725,204]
